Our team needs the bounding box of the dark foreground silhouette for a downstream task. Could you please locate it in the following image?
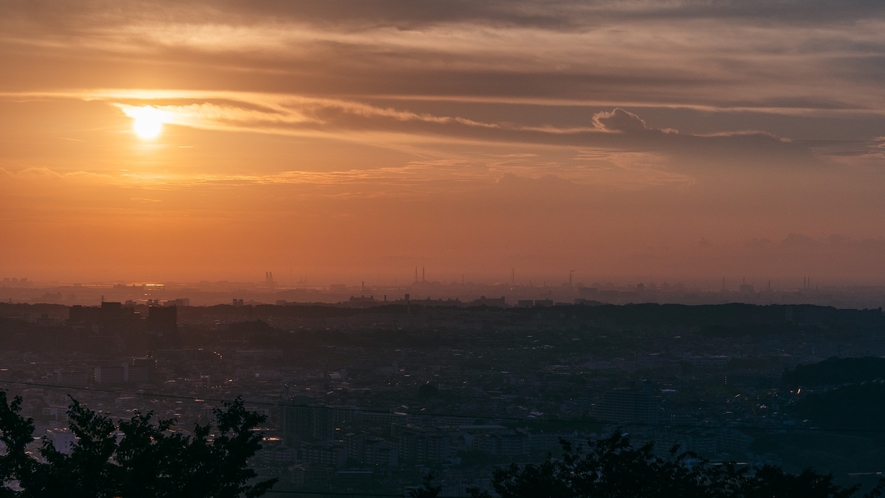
[410,432,884,498]
[0,388,880,498]
[0,390,276,498]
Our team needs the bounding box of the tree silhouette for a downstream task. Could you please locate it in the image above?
[2,389,884,498]
[468,430,882,498]
[0,390,276,498]
[408,472,443,498]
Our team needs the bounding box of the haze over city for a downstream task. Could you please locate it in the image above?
[2,1,885,285]
[7,3,885,497]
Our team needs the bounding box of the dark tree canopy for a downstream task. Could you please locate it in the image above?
[408,472,443,498]
[2,388,884,498]
[464,431,882,498]
[0,390,276,498]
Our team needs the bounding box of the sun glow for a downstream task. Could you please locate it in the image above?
[130,106,164,139]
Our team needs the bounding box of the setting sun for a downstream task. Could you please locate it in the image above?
[130,106,163,139]
[4,1,885,286]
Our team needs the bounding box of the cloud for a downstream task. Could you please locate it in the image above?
[0,167,114,183]
[1,84,824,180]
[108,93,504,139]
[593,108,654,133]
[103,93,817,171]
[4,1,885,36]
[5,167,64,180]
[3,0,885,284]
[3,0,885,116]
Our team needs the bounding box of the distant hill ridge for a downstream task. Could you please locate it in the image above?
[784,356,885,388]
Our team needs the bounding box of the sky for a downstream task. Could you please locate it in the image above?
[1,0,885,286]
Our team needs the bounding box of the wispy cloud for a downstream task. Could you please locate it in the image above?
[4,2,885,114]
[4,90,806,163]
[4,0,885,281]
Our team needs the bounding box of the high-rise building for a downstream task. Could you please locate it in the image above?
[278,400,359,445]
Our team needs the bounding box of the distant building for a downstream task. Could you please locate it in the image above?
[55,370,90,388]
[95,358,157,386]
[147,306,177,334]
[258,444,298,467]
[395,425,450,463]
[129,357,157,384]
[594,389,660,425]
[718,429,754,455]
[363,438,398,467]
[357,411,407,428]
[94,365,126,385]
[470,296,507,307]
[578,287,599,297]
[344,433,399,467]
[46,428,76,454]
[68,305,102,324]
[474,431,530,457]
[279,400,359,444]
[301,441,346,467]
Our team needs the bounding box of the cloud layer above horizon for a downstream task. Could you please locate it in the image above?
[1,0,884,284]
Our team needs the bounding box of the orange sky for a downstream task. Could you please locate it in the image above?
[2,1,885,285]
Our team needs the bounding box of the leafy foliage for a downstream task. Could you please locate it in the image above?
[0,390,276,498]
[465,431,882,498]
[408,472,443,498]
